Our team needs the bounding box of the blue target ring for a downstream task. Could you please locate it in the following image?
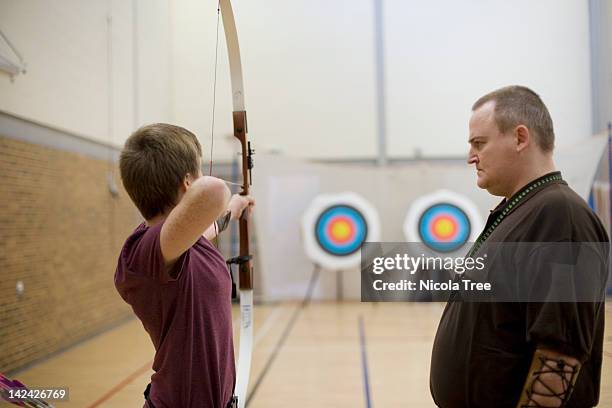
[315,205,368,256]
[418,203,471,252]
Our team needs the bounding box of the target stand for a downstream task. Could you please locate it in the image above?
[302,192,381,300]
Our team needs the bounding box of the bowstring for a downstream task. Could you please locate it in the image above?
[210,0,221,244]
[209,0,221,178]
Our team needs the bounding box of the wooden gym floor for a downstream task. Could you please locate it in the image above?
[4,302,612,407]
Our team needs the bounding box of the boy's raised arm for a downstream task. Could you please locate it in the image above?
[160,176,230,265]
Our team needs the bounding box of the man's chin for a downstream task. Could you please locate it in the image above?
[477,177,502,196]
[476,176,488,190]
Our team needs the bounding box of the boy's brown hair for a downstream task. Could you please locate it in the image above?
[119,123,202,220]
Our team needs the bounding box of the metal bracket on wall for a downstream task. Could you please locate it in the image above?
[0,28,27,80]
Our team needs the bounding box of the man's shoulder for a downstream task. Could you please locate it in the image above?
[530,182,608,241]
[531,182,588,213]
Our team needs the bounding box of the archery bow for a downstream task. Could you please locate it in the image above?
[0,372,53,408]
[213,1,254,407]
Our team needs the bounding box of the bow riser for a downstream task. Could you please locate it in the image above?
[233,110,250,194]
[232,110,253,290]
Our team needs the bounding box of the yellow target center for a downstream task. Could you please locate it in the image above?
[434,218,455,238]
[331,220,352,241]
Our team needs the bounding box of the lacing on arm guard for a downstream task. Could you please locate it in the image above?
[216,210,231,234]
[517,350,580,408]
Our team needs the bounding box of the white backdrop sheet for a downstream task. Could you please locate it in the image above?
[252,135,608,301]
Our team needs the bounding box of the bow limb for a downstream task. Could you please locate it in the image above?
[218,1,253,407]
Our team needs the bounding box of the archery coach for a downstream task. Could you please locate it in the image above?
[429,86,609,408]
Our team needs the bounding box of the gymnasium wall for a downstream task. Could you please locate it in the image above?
[0,0,171,146]
[0,116,140,373]
[591,0,612,133]
[1,0,604,161]
[173,0,595,160]
[0,0,611,370]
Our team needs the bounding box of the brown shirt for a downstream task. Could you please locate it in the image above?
[430,172,609,408]
[114,221,236,408]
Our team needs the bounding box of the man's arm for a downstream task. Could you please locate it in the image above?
[516,348,581,408]
[160,176,230,265]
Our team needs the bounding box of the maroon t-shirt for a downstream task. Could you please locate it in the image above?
[114,221,235,408]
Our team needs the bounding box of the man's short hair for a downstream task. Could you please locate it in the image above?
[472,85,554,152]
[120,123,202,220]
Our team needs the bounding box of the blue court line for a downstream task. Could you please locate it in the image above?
[358,315,373,408]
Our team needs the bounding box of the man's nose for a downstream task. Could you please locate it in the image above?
[467,150,478,165]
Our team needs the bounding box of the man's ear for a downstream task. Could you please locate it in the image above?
[515,125,530,152]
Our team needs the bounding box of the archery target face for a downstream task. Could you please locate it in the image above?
[404,190,483,253]
[315,205,367,256]
[302,193,380,269]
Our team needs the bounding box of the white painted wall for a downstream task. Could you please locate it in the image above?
[171,0,378,160]
[137,0,171,128]
[385,0,592,157]
[0,0,170,146]
[174,0,594,160]
[0,0,598,158]
[605,0,612,129]
[588,0,612,133]
[0,0,110,141]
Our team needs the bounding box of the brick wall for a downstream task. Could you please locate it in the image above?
[0,135,140,373]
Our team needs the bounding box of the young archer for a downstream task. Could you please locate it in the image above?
[115,123,254,408]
